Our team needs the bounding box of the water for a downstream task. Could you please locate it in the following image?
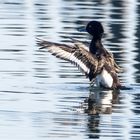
[0,0,140,139]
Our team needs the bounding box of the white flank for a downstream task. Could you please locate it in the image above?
[95,69,113,88]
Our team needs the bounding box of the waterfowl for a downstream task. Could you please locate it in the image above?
[37,21,122,89]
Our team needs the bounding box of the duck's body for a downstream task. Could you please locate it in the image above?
[37,21,122,89]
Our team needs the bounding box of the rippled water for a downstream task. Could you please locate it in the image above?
[0,0,140,139]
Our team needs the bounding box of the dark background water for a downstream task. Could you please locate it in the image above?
[0,0,140,139]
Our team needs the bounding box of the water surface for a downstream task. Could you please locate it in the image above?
[0,0,140,140]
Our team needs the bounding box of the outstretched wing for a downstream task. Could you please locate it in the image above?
[70,38,89,51]
[37,38,100,79]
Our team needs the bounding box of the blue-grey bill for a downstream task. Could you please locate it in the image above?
[77,26,86,32]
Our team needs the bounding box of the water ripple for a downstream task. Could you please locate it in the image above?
[0,0,140,140]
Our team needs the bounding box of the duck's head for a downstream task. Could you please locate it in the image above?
[86,21,104,39]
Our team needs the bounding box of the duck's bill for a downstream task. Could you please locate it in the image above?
[77,26,86,32]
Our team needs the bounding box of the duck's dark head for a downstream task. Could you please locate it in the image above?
[86,21,104,40]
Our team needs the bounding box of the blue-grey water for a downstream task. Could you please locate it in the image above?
[0,0,140,140]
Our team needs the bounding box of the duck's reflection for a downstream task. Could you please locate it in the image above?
[84,90,120,115]
[83,89,120,138]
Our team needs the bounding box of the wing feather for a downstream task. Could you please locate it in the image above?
[37,38,99,77]
[71,38,89,51]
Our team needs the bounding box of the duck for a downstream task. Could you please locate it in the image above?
[37,21,122,89]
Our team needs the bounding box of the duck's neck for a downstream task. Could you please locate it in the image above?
[90,38,102,55]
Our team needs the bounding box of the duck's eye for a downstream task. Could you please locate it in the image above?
[89,25,92,28]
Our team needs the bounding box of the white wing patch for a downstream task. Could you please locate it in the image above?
[69,53,90,74]
[47,45,90,74]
